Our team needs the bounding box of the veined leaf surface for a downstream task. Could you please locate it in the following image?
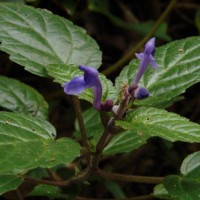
[0,112,80,175]
[0,76,48,118]
[0,3,102,77]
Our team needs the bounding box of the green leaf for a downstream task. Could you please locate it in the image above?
[104,130,148,154]
[153,184,172,200]
[0,112,80,175]
[0,175,23,195]
[47,64,118,103]
[0,0,24,3]
[116,107,200,142]
[180,151,200,180]
[27,184,68,200]
[164,175,200,200]
[0,76,48,118]
[164,175,190,200]
[0,3,102,77]
[115,36,200,108]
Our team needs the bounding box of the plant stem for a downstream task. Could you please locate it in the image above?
[102,0,177,76]
[25,167,91,187]
[96,169,164,184]
[71,96,90,151]
[76,194,154,200]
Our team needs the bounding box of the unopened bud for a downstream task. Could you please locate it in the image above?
[100,99,113,112]
[134,87,149,100]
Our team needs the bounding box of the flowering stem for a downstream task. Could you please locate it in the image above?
[71,96,90,151]
[96,169,164,184]
[96,90,131,154]
[102,0,177,76]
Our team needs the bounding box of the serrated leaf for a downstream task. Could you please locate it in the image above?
[0,175,23,195]
[0,76,48,118]
[116,107,200,143]
[0,3,102,77]
[27,184,68,200]
[47,64,118,103]
[115,37,200,108]
[0,112,80,175]
[104,130,148,154]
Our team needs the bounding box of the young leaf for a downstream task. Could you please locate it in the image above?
[0,175,23,195]
[115,37,200,108]
[47,64,118,103]
[0,3,102,77]
[0,112,80,175]
[116,107,200,143]
[103,130,148,154]
[0,76,48,118]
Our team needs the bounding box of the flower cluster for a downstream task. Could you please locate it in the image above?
[63,37,157,110]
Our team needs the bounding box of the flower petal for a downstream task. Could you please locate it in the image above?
[149,55,158,68]
[135,53,144,60]
[63,76,87,95]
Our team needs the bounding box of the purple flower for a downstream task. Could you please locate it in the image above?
[129,37,158,100]
[63,65,113,111]
[133,37,158,85]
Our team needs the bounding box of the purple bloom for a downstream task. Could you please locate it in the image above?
[133,37,158,85]
[128,37,158,100]
[63,65,103,110]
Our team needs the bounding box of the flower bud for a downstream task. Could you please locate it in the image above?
[100,99,113,112]
[134,87,149,100]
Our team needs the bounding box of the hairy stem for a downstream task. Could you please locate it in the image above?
[96,169,164,184]
[102,0,177,76]
[71,96,90,151]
